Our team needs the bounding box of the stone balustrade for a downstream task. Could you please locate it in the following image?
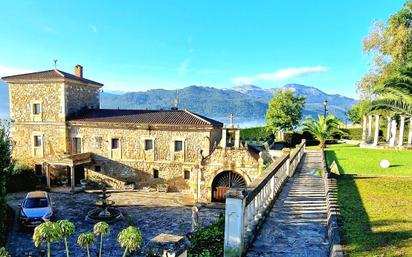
[223,140,306,257]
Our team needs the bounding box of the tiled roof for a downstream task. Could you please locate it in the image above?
[68,109,223,127]
[1,69,103,86]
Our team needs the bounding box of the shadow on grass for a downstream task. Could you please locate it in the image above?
[327,150,412,255]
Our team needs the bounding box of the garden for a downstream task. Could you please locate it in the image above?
[325,144,412,256]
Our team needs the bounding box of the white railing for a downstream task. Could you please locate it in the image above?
[224,140,306,257]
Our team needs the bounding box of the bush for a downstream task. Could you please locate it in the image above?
[6,165,39,193]
[240,127,270,142]
[283,132,302,147]
[188,216,224,257]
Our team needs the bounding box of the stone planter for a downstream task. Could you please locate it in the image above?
[157,183,168,193]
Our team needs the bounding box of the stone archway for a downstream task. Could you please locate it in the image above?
[211,170,246,202]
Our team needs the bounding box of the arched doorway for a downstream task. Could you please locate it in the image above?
[211,171,246,202]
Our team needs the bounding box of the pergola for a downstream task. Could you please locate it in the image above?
[43,152,92,191]
[361,114,412,148]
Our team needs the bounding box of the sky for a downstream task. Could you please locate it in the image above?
[0,0,406,98]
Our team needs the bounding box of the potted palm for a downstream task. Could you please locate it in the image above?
[55,220,75,257]
[117,226,142,257]
[93,221,110,257]
[77,232,95,257]
[32,221,59,257]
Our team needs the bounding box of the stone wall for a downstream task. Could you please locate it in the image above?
[10,123,67,166]
[8,82,65,122]
[65,82,100,117]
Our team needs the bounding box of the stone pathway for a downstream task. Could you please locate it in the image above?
[6,191,222,257]
[247,151,329,257]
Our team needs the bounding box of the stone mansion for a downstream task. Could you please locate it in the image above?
[2,65,266,202]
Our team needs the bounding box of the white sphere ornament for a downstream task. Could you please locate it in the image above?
[380,160,390,169]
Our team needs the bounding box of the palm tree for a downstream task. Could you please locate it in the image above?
[93,222,110,257]
[77,232,95,257]
[371,64,412,115]
[117,226,142,257]
[302,115,344,148]
[56,220,75,257]
[33,221,59,257]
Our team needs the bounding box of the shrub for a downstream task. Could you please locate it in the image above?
[188,216,224,257]
[6,165,39,192]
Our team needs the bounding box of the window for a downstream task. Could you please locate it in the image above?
[93,136,102,149]
[184,170,190,180]
[95,165,101,172]
[111,138,120,149]
[153,169,159,179]
[33,103,41,115]
[73,137,81,154]
[34,135,42,147]
[174,140,183,152]
[145,139,153,151]
[35,164,43,176]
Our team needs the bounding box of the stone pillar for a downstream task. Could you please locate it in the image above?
[282,148,291,176]
[45,164,51,189]
[398,115,406,147]
[224,189,246,257]
[143,233,190,257]
[409,117,412,145]
[373,114,380,146]
[234,129,240,148]
[389,120,397,147]
[70,165,75,192]
[221,128,227,149]
[368,115,373,140]
[386,116,392,142]
[361,115,367,144]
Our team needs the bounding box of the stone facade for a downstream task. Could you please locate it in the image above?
[3,67,262,202]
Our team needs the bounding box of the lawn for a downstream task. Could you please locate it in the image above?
[325,143,412,257]
[324,144,412,176]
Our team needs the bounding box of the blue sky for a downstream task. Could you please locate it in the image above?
[0,0,406,98]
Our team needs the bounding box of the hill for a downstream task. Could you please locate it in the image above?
[0,81,356,125]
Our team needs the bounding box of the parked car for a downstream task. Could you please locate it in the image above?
[19,191,54,228]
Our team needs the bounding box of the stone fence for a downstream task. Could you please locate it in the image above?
[321,150,343,257]
[223,140,306,257]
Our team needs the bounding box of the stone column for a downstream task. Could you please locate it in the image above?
[45,164,51,189]
[386,116,392,142]
[409,117,412,145]
[389,120,397,147]
[373,114,380,146]
[361,115,367,143]
[398,115,406,147]
[221,128,227,149]
[70,165,75,192]
[368,115,373,140]
[234,129,240,148]
[224,189,246,257]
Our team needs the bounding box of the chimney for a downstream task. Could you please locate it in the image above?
[74,65,83,78]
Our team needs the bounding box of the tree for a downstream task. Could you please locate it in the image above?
[56,220,75,257]
[265,89,305,135]
[77,232,95,257]
[93,221,110,257]
[358,1,412,98]
[302,115,344,148]
[371,64,412,115]
[33,221,60,257]
[0,120,12,246]
[117,226,142,257]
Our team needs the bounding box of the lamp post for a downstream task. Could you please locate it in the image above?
[323,100,328,118]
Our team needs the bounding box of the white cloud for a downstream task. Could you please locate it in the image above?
[232,65,329,84]
[89,24,98,33]
[0,65,33,77]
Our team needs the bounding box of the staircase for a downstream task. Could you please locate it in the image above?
[247,151,329,257]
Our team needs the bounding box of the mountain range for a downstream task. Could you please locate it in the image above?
[0,80,356,126]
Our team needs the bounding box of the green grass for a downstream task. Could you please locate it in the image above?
[325,143,412,256]
[324,144,412,176]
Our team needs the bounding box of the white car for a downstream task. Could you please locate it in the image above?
[19,191,54,228]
